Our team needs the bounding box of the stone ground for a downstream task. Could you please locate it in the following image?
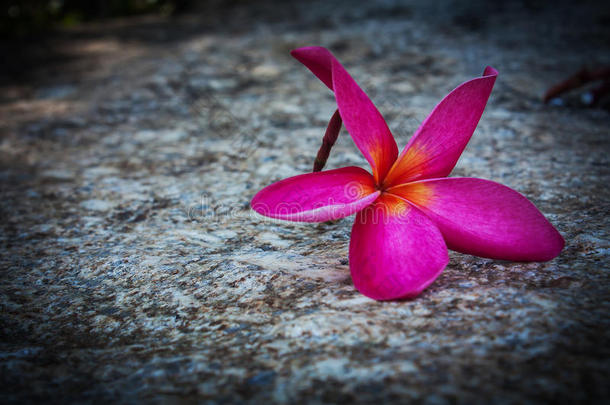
[1,0,609,403]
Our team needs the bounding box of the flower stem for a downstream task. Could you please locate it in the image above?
[313,109,342,172]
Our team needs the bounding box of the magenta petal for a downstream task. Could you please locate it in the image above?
[390,178,565,261]
[331,58,398,183]
[349,194,449,300]
[384,67,498,186]
[291,46,399,183]
[291,46,334,90]
[251,166,379,223]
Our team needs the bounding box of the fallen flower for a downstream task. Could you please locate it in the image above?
[251,46,564,300]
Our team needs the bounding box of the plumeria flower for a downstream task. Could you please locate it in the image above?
[251,46,564,300]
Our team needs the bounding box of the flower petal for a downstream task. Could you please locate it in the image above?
[291,46,398,183]
[389,177,564,261]
[290,46,334,90]
[251,166,379,222]
[349,194,449,300]
[383,67,498,187]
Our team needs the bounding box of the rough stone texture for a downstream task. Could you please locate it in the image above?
[1,1,609,403]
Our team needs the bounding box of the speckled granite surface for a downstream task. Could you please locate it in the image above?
[1,1,609,403]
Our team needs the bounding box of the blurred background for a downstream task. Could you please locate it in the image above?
[2,0,609,105]
[1,0,189,34]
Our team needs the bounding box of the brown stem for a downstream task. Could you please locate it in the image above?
[313,109,342,172]
[588,80,610,105]
[543,66,610,103]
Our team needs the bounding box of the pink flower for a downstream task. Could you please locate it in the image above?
[251,46,564,300]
